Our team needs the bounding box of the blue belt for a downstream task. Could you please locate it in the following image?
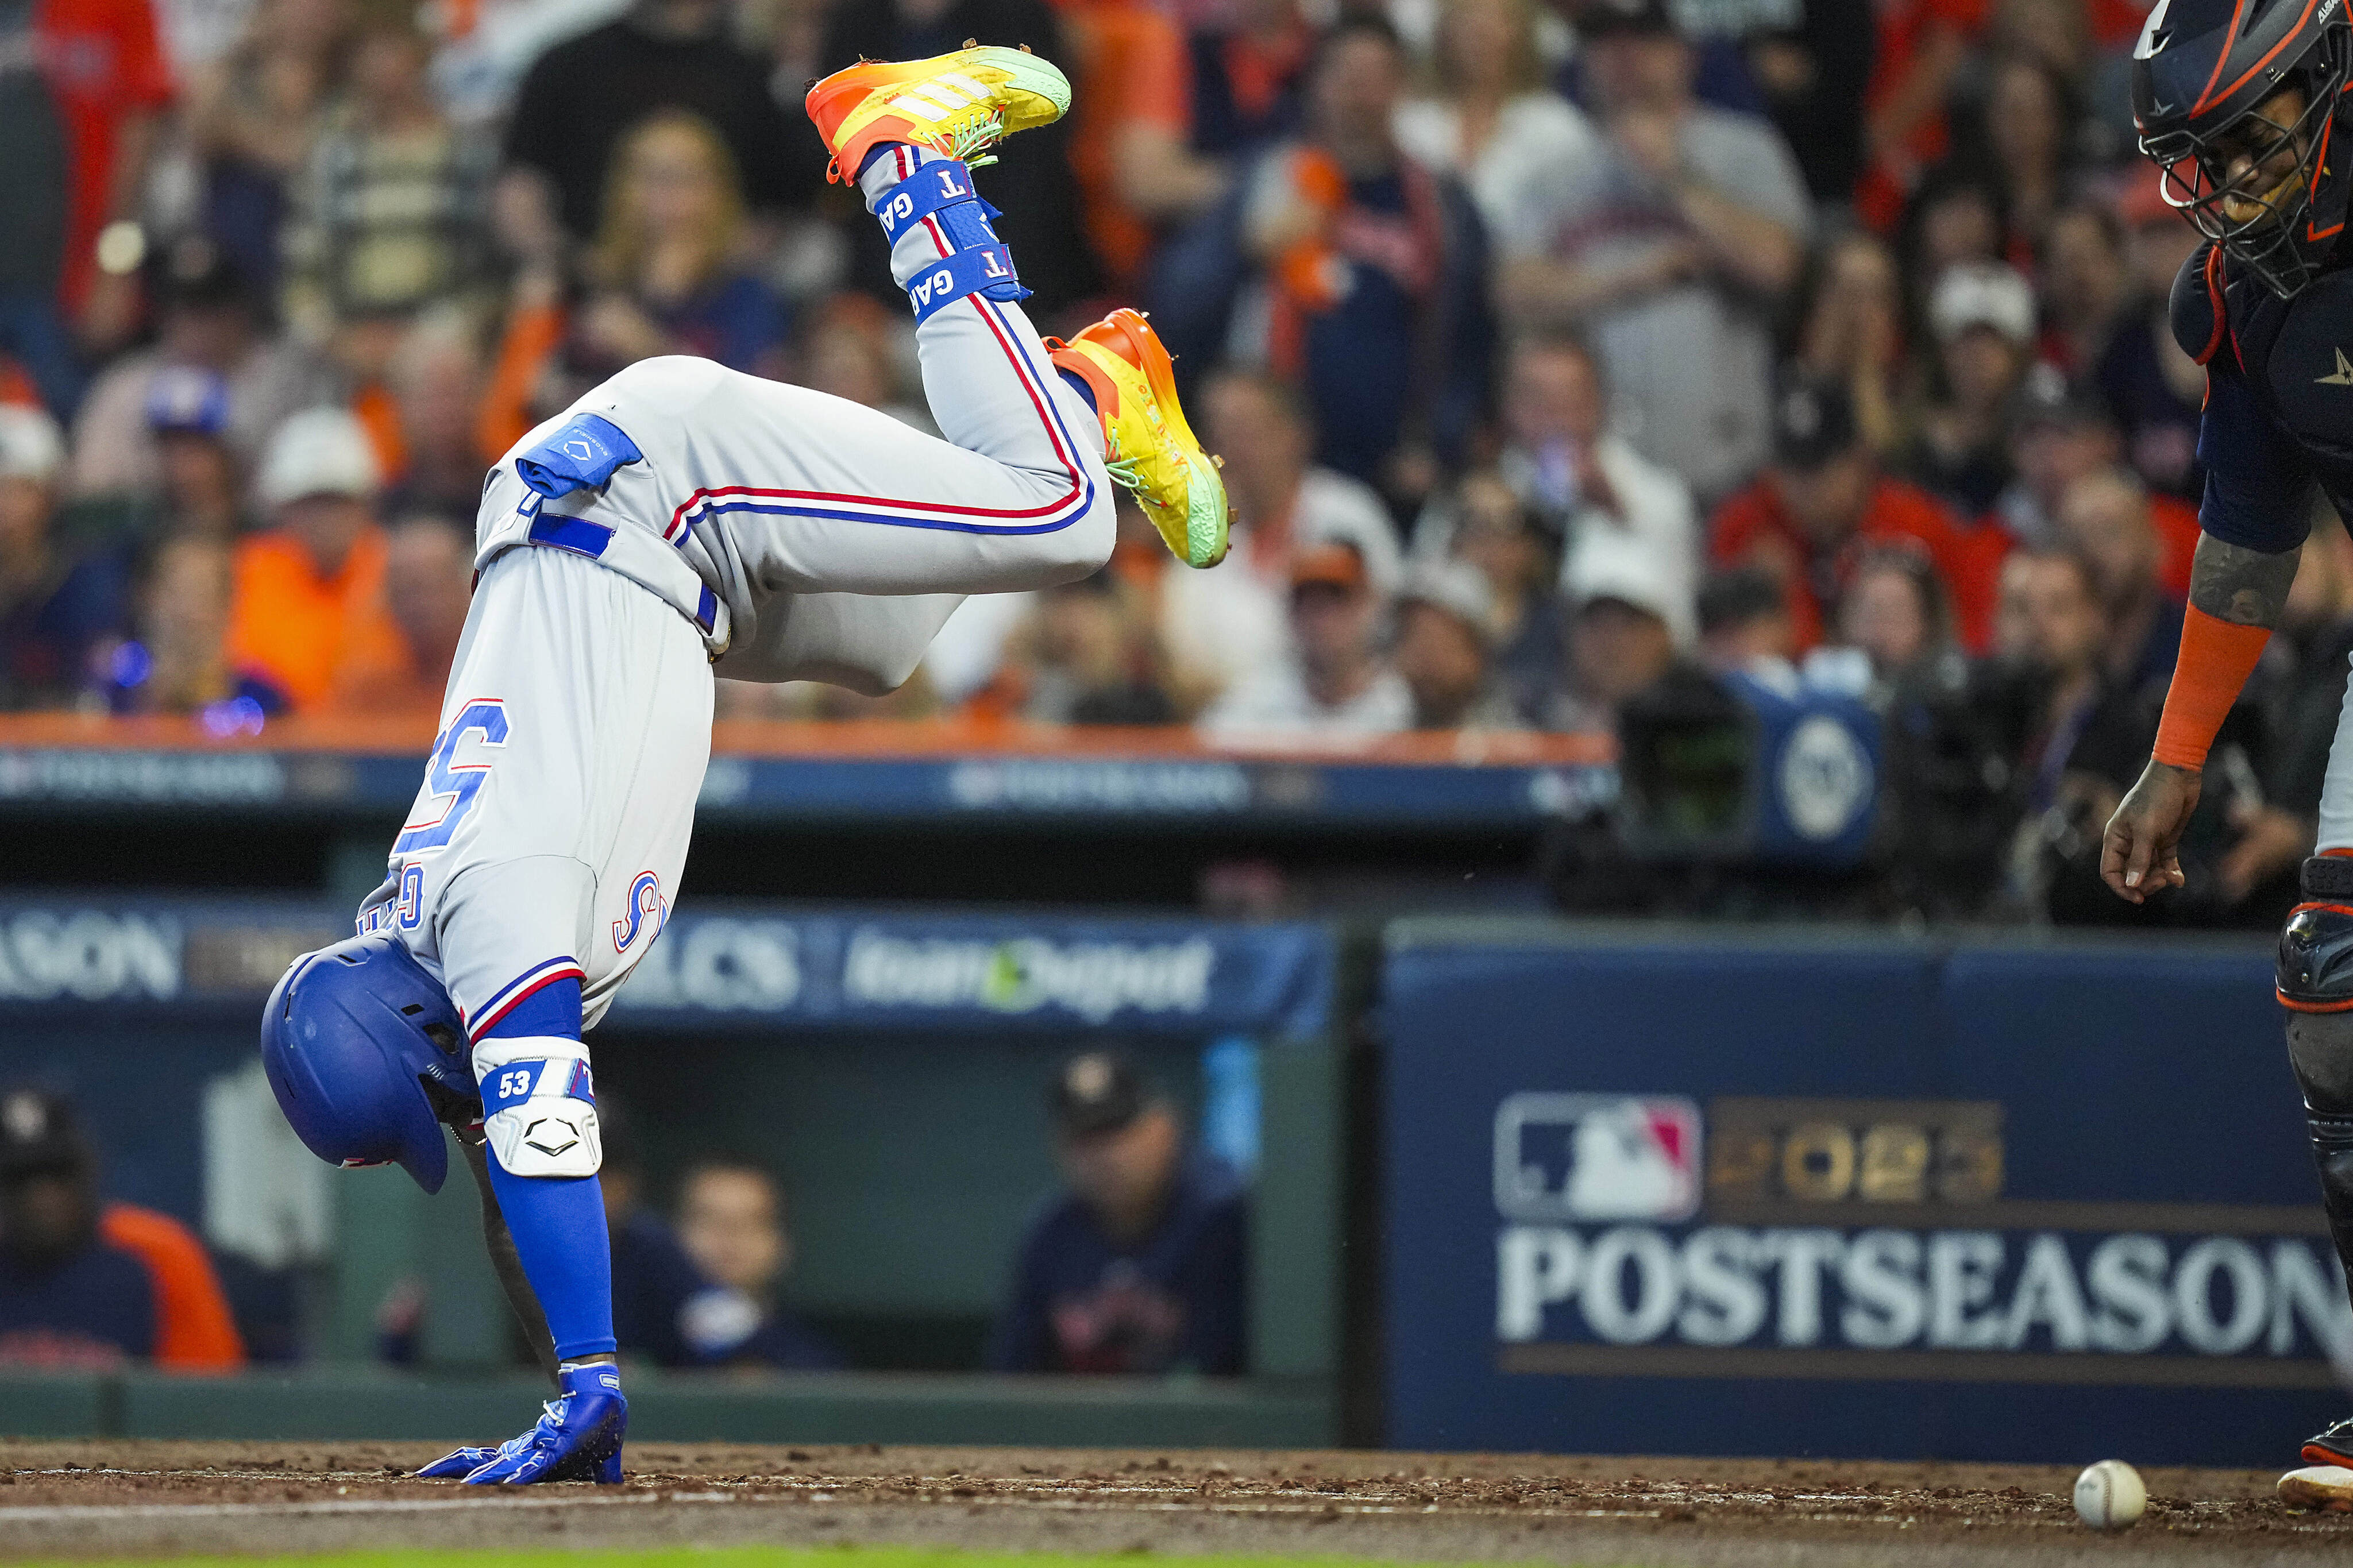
[528,513,718,635]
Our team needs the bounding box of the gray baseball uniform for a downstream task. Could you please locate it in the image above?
[358,149,1113,1038]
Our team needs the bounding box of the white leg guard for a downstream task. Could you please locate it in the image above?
[474,1036,601,1178]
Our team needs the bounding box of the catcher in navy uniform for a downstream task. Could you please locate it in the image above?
[2109,0,2353,1508]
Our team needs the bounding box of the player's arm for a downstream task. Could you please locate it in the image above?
[2104,534,2301,902]
[2104,252,2315,902]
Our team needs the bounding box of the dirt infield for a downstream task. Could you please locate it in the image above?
[5,1441,2353,1567]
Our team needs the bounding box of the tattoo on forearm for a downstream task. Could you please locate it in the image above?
[2188,534,2303,627]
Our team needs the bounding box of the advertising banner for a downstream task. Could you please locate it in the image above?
[0,897,1331,1039]
[1380,924,2346,1466]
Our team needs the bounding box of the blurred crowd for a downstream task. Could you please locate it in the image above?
[0,0,2332,920]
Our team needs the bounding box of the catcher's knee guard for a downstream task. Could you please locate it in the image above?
[2281,859,2353,1290]
[2279,858,2353,1018]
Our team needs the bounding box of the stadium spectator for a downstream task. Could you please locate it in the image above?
[68,237,337,502]
[580,111,788,377]
[0,1088,244,1369]
[991,1051,1247,1376]
[1499,0,1809,503]
[379,312,490,519]
[224,405,401,712]
[1160,369,1399,706]
[323,515,472,718]
[1199,539,1411,735]
[822,0,1098,319]
[0,1087,152,1366]
[142,368,245,542]
[674,1158,843,1370]
[1732,0,1872,205]
[1899,260,2035,519]
[1986,544,2261,925]
[1974,52,2077,256]
[597,1100,766,1369]
[500,0,803,246]
[795,292,933,435]
[477,109,789,447]
[1546,527,1685,733]
[1549,0,1770,122]
[2039,202,2132,377]
[1791,231,1905,455]
[1695,564,1796,678]
[0,0,175,387]
[1711,375,1995,653]
[1996,547,2124,816]
[2097,180,2205,502]
[183,0,345,298]
[277,11,495,350]
[1992,368,2200,597]
[1441,469,1561,723]
[1183,0,1313,160]
[1391,0,1598,248]
[992,572,1176,725]
[102,535,255,714]
[1235,16,1490,489]
[1055,0,1224,287]
[1395,559,1518,730]
[2053,467,2183,701]
[1897,167,2008,289]
[1854,0,1989,231]
[1833,546,1955,686]
[1488,334,1694,598]
[0,407,127,709]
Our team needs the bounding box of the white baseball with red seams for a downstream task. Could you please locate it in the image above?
[353,145,1114,1042]
[2073,1459,2146,1530]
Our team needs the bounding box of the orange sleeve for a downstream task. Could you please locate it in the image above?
[2154,604,2272,769]
[100,1204,246,1370]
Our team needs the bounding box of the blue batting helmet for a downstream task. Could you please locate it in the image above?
[260,934,473,1194]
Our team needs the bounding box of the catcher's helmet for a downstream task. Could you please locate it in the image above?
[260,934,474,1194]
[2133,0,2353,298]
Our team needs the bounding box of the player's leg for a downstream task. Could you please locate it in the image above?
[396,549,709,1484]
[717,590,966,693]
[2277,666,2353,1508]
[805,47,1225,569]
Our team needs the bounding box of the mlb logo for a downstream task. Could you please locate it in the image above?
[1493,1093,1702,1222]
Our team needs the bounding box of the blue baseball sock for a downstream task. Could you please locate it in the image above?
[480,978,616,1362]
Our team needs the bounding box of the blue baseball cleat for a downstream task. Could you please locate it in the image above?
[419,1364,626,1485]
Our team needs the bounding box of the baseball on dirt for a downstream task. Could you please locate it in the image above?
[2074,1459,2146,1530]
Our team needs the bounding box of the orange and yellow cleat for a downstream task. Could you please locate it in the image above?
[806,44,1071,186]
[1048,309,1229,570]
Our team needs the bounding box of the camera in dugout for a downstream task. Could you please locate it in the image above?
[1613,667,1883,871]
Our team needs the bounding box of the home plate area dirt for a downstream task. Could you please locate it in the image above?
[6,1441,2353,1566]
